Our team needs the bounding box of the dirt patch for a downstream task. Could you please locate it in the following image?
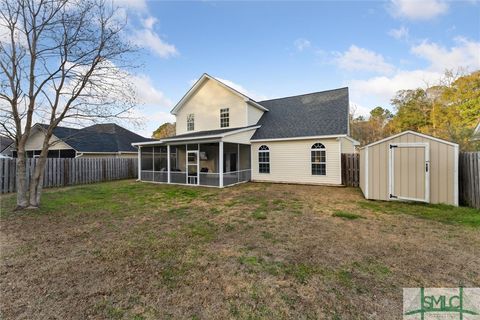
[1,181,479,319]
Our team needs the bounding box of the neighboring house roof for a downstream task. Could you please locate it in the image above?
[36,123,152,153]
[251,87,350,140]
[170,73,268,115]
[0,135,13,153]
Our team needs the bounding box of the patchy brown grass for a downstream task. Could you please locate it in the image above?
[1,180,479,319]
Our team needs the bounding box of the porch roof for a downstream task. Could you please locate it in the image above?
[132,125,260,146]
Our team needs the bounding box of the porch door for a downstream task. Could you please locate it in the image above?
[187,150,199,185]
[223,152,237,172]
[389,143,429,202]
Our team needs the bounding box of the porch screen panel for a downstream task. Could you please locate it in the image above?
[153,146,167,182]
[141,146,154,181]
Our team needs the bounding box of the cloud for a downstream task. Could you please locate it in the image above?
[389,0,448,20]
[350,69,442,105]
[350,102,373,118]
[130,74,173,107]
[411,37,480,72]
[294,38,311,51]
[216,78,269,101]
[114,0,147,11]
[388,26,409,40]
[130,16,178,58]
[334,45,395,74]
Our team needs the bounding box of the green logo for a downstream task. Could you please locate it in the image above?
[403,288,480,319]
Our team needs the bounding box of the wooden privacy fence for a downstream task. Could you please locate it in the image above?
[341,153,360,187]
[0,158,138,194]
[459,152,480,209]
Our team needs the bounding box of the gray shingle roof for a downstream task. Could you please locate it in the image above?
[251,87,349,140]
[38,123,152,152]
[161,125,259,141]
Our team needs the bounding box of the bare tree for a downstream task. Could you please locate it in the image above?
[0,0,137,209]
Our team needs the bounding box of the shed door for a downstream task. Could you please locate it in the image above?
[389,143,430,203]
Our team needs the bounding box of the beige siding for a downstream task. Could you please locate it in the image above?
[340,137,356,153]
[247,105,264,125]
[251,138,342,185]
[222,129,257,144]
[176,79,262,135]
[25,130,72,151]
[363,132,457,205]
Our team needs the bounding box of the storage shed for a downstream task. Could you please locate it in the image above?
[359,131,459,206]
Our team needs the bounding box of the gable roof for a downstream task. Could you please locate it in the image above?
[36,123,152,153]
[251,87,350,140]
[0,135,13,153]
[132,125,260,146]
[170,73,268,115]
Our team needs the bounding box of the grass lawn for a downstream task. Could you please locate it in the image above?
[1,180,479,319]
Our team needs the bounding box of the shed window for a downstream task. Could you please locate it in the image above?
[220,108,229,128]
[187,114,194,131]
[311,143,326,175]
[258,145,270,173]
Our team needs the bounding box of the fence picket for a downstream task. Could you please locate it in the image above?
[458,152,480,209]
[0,157,138,194]
[341,153,360,187]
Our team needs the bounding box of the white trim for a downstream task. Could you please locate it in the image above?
[137,146,141,181]
[170,73,268,115]
[251,134,349,142]
[132,140,163,146]
[257,144,270,174]
[388,142,430,203]
[360,130,458,149]
[79,151,136,155]
[131,126,261,146]
[186,149,199,185]
[219,141,224,187]
[338,139,341,183]
[453,144,459,206]
[365,146,369,198]
[167,144,171,184]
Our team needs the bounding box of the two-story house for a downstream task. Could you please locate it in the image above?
[133,73,359,187]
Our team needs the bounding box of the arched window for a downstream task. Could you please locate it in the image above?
[311,143,326,175]
[258,145,270,173]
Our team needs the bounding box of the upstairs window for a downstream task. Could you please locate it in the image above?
[258,145,270,173]
[187,114,194,131]
[311,143,326,175]
[220,108,229,128]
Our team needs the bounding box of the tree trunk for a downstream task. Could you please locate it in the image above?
[28,156,46,208]
[15,149,29,210]
[28,130,53,208]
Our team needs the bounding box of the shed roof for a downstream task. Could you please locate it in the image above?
[360,130,459,149]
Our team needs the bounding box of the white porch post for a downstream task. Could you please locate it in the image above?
[167,144,171,184]
[237,143,240,182]
[219,141,224,187]
[137,146,141,181]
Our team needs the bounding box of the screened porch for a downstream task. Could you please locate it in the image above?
[138,142,251,187]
